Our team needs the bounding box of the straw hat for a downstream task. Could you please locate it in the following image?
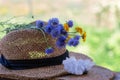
[0,18,114,80]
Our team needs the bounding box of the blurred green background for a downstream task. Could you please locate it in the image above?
[0,0,120,72]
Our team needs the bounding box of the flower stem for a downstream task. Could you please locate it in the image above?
[38,28,49,47]
[68,32,77,33]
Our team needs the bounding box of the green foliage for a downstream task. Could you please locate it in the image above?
[0,23,34,39]
[0,16,35,38]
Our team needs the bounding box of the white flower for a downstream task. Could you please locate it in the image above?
[62,56,95,75]
[79,59,95,71]
[62,57,77,74]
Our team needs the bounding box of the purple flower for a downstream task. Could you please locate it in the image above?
[61,29,68,37]
[67,20,73,27]
[68,38,74,46]
[57,24,68,37]
[68,38,79,46]
[51,28,61,38]
[74,35,80,40]
[58,24,64,31]
[73,40,79,46]
[45,47,54,54]
[56,41,66,48]
[56,36,66,48]
[36,20,44,28]
[48,18,59,27]
[44,25,53,34]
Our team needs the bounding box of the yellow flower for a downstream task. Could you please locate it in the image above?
[66,36,71,42]
[82,32,86,42]
[75,27,83,34]
[64,23,69,32]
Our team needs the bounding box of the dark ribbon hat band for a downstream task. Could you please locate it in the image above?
[0,50,69,70]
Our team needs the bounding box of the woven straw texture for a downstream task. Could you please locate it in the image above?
[0,52,92,80]
[0,29,66,60]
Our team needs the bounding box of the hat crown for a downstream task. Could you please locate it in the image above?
[0,29,66,60]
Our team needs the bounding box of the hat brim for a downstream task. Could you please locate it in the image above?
[0,52,114,80]
[113,72,120,80]
[55,66,114,80]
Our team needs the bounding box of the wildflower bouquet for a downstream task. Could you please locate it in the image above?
[35,18,86,54]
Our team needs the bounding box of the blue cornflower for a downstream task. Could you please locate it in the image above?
[73,40,79,46]
[57,24,64,31]
[45,47,54,54]
[61,29,68,37]
[48,18,59,27]
[57,24,68,37]
[68,38,74,46]
[44,25,53,34]
[36,20,44,28]
[51,27,61,38]
[67,20,73,27]
[74,35,80,40]
[68,38,79,46]
[56,36,66,48]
